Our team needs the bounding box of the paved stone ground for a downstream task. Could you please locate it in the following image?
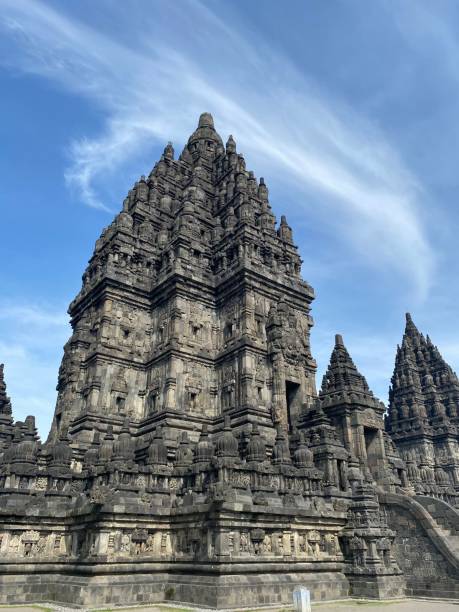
[1,601,459,612]
[313,600,459,611]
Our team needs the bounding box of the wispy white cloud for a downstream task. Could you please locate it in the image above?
[0,304,68,327]
[0,0,435,297]
[390,0,459,82]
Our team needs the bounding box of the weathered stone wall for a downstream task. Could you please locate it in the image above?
[0,569,349,608]
[383,499,459,598]
[0,495,352,608]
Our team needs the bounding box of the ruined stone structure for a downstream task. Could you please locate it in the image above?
[0,114,458,607]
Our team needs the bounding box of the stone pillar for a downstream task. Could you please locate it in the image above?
[377,429,386,458]
[215,530,230,559]
[365,536,382,568]
[342,414,352,451]
[271,352,287,430]
[400,469,409,488]
[324,454,338,486]
[97,531,110,555]
[241,288,254,336]
[356,425,367,460]
[450,465,459,486]
[283,531,292,557]
[240,352,253,407]
[170,306,183,342]
[165,357,178,410]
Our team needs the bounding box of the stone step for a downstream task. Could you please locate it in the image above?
[439,527,452,537]
[433,523,459,555]
[449,536,459,552]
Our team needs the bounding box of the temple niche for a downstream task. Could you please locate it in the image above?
[0,114,458,608]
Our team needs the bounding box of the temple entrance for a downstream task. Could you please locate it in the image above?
[364,426,381,477]
[285,380,301,430]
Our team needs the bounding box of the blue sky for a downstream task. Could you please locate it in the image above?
[1,0,459,437]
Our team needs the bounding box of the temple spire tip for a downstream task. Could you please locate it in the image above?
[198,112,214,129]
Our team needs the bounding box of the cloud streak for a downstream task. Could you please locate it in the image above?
[0,0,435,297]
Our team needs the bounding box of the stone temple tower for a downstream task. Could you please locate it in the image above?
[387,313,459,491]
[49,113,316,448]
[2,113,459,608]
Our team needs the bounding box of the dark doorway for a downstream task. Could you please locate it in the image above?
[364,427,378,453]
[285,380,300,430]
[364,427,380,477]
[337,459,347,491]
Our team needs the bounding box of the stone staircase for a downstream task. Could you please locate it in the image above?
[379,492,459,599]
[415,495,459,554]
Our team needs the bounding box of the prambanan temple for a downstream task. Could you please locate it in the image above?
[1,113,458,608]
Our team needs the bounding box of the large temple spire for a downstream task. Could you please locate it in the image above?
[48,112,314,444]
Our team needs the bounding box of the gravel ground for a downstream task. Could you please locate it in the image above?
[313,600,459,611]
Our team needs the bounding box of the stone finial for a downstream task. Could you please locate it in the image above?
[175,431,194,467]
[215,415,238,459]
[84,432,101,466]
[99,426,114,463]
[0,364,12,416]
[10,421,38,466]
[258,177,268,201]
[112,418,134,462]
[25,415,36,434]
[246,423,266,463]
[294,431,314,468]
[186,112,223,159]
[163,141,175,160]
[148,425,168,466]
[198,112,214,129]
[272,425,291,465]
[194,424,214,464]
[404,312,421,340]
[226,134,236,153]
[278,215,293,243]
[335,334,344,347]
[51,433,73,467]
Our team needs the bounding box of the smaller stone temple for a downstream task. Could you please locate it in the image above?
[319,334,392,484]
[387,313,459,497]
[0,114,458,608]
